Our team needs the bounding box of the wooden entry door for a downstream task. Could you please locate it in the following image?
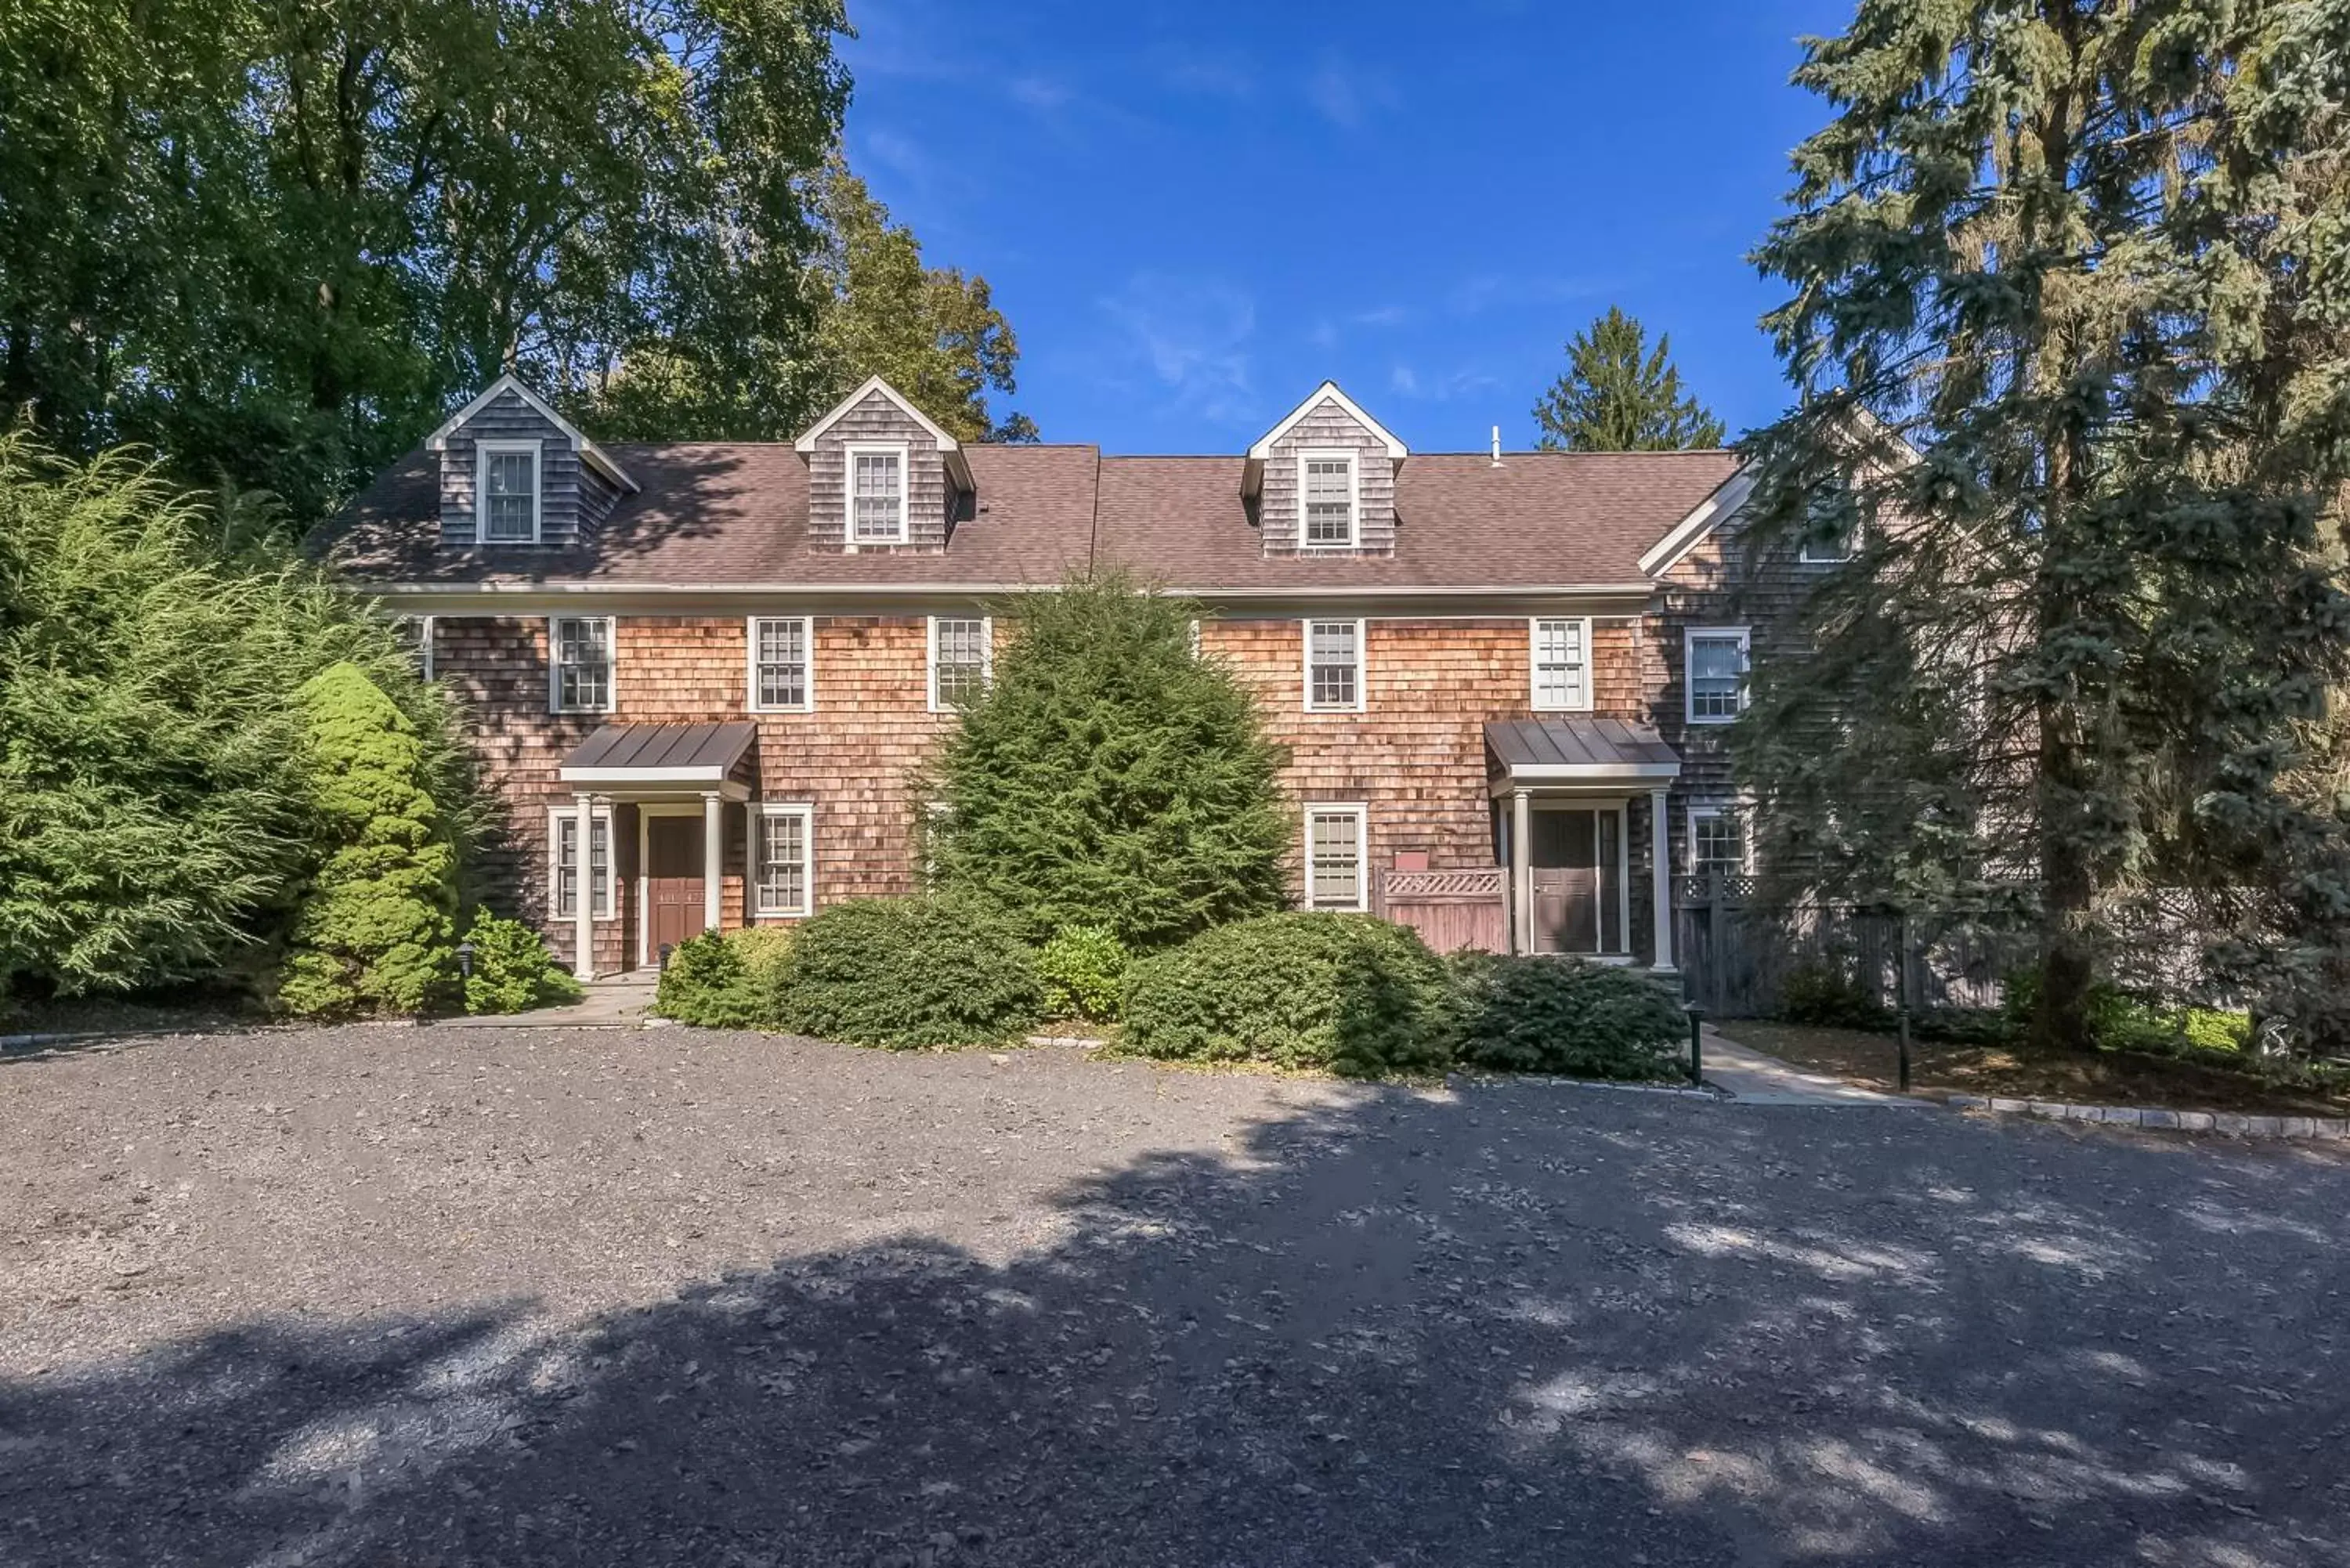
[1530,810,1600,955]
[646,815,706,965]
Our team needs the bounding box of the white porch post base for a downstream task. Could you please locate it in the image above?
[702,790,724,934]
[1648,786,1676,974]
[573,793,597,981]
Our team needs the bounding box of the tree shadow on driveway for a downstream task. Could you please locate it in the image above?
[4,1086,2345,1567]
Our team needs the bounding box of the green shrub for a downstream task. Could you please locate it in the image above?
[1777,961,1891,1030]
[1909,1005,2016,1045]
[654,930,754,1028]
[1118,912,1453,1077]
[777,895,1043,1049]
[277,664,461,1017]
[1450,952,1688,1079]
[1039,925,1127,1021]
[461,914,582,1015]
[2181,1006,2252,1053]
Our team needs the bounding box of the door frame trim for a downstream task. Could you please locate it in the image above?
[1526,797,1632,956]
[638,802,709,970]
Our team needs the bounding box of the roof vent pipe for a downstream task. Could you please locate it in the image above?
[1491,425,1502,468]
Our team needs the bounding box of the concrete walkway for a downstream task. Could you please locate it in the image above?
[436,975,659,1029]
[1701,1024,1925,1107]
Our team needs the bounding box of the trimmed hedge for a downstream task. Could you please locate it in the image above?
[654,926,797,1028]
[1039,925,1127,1021]
[779,895,1043,1049]
[1450,952,1687,1079]
[1118,912,1454,1077]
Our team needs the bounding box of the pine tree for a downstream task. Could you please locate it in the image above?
[1531,307,1726,451]
[924,575,1291,948]
[1740,2,2350,1054]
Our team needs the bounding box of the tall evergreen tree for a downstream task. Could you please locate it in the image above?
[1531,307,1726,451]
[1740,2,2350,1053]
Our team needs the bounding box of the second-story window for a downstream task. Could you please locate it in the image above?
[551,616,614,714]
[749,616,812,711]
[1300,452,1358,547]
[1531,617,1589,710]
[849,446,907,543]
[478,443,540,543]
[1303,619,1365,712]
[929,616,991,710]
[1686,627,1750,724]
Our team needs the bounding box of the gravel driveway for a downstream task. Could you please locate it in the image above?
[2,1024,2345,1568]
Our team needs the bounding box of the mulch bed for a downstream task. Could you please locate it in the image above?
[1723,1021,2350,1119]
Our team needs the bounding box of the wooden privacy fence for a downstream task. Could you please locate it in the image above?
[1675,875,2038,1020]
[1383,867,1506,956]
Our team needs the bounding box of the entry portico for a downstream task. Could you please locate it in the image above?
[1484,718,1680,972]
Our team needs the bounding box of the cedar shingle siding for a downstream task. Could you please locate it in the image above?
[436,390,590,547]
[804,388,955,552]
[1257,397,1398,556]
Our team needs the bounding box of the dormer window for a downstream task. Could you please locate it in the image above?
[478,443,541,543]
[849,445,909,544]
[1300,451,1358,547]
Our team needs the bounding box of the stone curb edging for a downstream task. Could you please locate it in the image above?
[1944,1093,2350,1143]
[1447,1070,1726,1100]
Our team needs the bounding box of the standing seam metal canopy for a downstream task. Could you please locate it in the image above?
[1483,717,1681,772]
[562,722,758,773]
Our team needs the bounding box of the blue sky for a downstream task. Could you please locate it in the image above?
[839,0,1849,455]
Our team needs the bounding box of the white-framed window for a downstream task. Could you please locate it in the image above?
[548,805,615,919]
[753,804,815,918]
[1298,450,1359,547]
[475,441,542,544]
[1799,482,1857,563]
[1685,627,1750,724]
[1688,802,1751,877]
[847,444,909,544]
[1302,618,1365,713]
[392,614,435,681]
[1303,804,1369,912]
[550,616,615,714]
[747,616,813,712]
[1530,616,1591,710]
[928,616,992,710]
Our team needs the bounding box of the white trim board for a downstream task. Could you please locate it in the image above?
[1301,801,1371,913]
[426,373,638,493]
[1247,382,1408,461]
[927,614,994,712]
[1300,617,1368,714]
[1296,449,1361,549]
[795,375,963,455]
[745,615,816,714]
[750,801,817,920]
[843,443,912,545]
[474,440,543,544]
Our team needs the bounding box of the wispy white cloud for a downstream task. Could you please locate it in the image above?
[1007,75,1075,113]
[1354,304,1411,328]
[1306,54,1400,130]
[1447,273,1610,317]
[1095,274,1259,425]
[1386,363,1502,403]
[1159,49,1256,99]
[1389,364,1422,396]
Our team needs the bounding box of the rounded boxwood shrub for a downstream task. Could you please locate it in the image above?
[1118,912,1454,1077]
[461,913,583,1016]
[1039,925,1127,1021]
[777,894,1044,1049]
[1449,952,1687,1079]
[654,926,797,1028]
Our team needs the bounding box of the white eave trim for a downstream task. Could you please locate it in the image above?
[1638,467,1758,580]
[1246,381,1408,463]
[559,764,739,787]
[363,580,1662,600]
[795,376,963,454]
[425,373,639,493]
[1489,761,1683,790]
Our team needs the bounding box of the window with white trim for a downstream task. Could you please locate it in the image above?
[753,804,814,918]
[548,807,614,919]
[1300,451,1358,547]
[1688,804,1748,877]
[477,443,541,543]
[1530,617,1590,710]
[1685,627,1749,724]
[1303,619,1364,712]
[929,616,991,710]
[848,446,908,543]
[551,616,614,714]
[1799,482,1857,563]
[1303,804,1368,912]
[748,616,812,711]
[392,614,435,680]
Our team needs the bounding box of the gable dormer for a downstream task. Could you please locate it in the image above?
[794,377,974,554]
[1242,381,1408,557]
[426,374,637,551]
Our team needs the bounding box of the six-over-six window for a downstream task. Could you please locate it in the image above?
[1303,619,1365,712]
[1303,804,1368,912]
[749,616,813,711]
[1685,627,1749,724]
[754,804,815,918]
[551,616,614,714]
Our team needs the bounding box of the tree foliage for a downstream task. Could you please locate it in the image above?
[924,575,1291,948]
[1531,306,1726,451]
[0,438,473,1003]
[1740,1,2350,1053]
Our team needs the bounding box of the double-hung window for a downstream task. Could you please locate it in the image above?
[392,614,435,680]
[551,616,614,714]
[1689,804,1749,878]
[754,804,815,918]
[1685,627,1749,724]
[1303,804,1369,912]
[1530,617,1590,710]
[477,443,540,543]
[1300,451,1358,547]
[548,807,613,919]
[929,616,991,710]
[1799,482,1857,563]
[1303,619,1365,712]
[848,446,908,544]
[748,616,813,711]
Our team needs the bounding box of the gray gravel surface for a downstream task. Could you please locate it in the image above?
[2,1024,2346,1567]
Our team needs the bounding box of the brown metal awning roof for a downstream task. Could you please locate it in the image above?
[1484,717,1681,781]
[561,722,757,782]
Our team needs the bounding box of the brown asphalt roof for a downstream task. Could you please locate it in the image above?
[316,442,1740,591]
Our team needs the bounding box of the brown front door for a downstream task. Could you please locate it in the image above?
[1530,810,1599,955]
[646,815,706,965]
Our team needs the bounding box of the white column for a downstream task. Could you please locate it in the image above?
[702,791,724,934]
[1510,789,1532,957]
[1649,787,1676,973]
[572,793,596,981]
[1616,804,1632,956]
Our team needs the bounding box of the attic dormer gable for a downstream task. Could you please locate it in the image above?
[1242,381,1407,557]
[794,377,972,554]
[425,374,634,550]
